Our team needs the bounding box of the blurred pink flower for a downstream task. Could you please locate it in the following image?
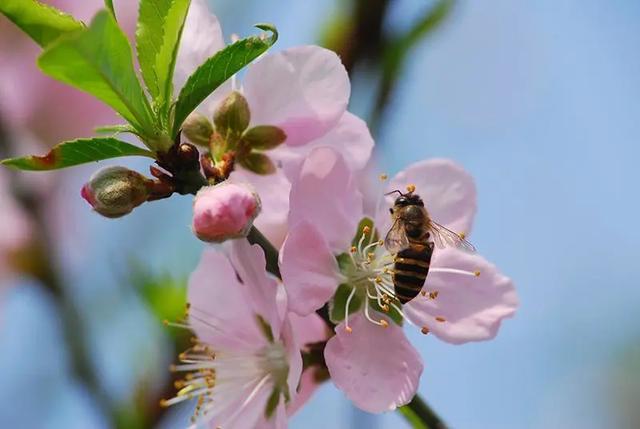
[0,0,137,144]
[0,171,32,282]
[165,240,302,428]
[279,147,518,412]
[192,182,261,242]
[175,0,373,246]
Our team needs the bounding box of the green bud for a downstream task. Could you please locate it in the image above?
[213,91,250,135]
[182,112,213,147]
[242,125,287,150]
[239,152,276,175]
[81,166,151,218]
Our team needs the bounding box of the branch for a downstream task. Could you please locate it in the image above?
[399,394,448,429]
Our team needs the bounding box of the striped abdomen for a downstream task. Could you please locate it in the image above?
[392,241,434,304]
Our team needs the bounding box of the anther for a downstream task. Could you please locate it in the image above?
[169,364,177,372]
[350,246,357,253]
[382,304,390,312]
[474,270,481,277]
[435,316,446,323]
[345,326,353,334]
[363,226,371,234]
[380,319,389,328]
[379,173,388,181]
[429,291,439,300]
[421,291,427,297]
[162,319,169,326]
[406,184,416,193]
[421,326,430,335]
[159,399,169,408]
[458,232,467,239]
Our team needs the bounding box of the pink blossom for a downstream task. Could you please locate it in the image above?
[279,147,518,412]
[164,240,302,428]
[0,171,32,282]
[0,0,138,143]
[175,0,373,246]
[192,182,261,242]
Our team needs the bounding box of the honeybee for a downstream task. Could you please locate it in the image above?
[384,189,476,304]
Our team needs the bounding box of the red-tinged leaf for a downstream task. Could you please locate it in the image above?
[1,137,154,171]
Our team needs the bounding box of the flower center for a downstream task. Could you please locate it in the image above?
[257,340,289,391]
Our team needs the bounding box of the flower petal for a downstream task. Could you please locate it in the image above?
[289,147,363,252]
[228,240,282,338]
[243,46,350,147]
[188,248,265,352]
[174,0,231,110]
[404,248,518,344]
[230,167,291,249]
[324,313,423,413]
[280,221,343,316]
[270,111,374,180]
[286,312,329,416]
[381,159,477,237]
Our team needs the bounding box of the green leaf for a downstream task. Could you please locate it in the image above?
[38,11,155,137]
[239,152,276,175]
[1,138,154,171]
[172,23,278,137]
[136,0,191,105]
[329,283,363,324]
[95,124,138,136]
[0,0,83,47]
[242,125,286,150]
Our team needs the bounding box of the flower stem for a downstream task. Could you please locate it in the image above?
[398,394,448,429]
[247,226,281,278]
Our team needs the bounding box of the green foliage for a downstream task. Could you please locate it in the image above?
[137,273,187,323]
[0,0,83,47]
[1,138,153,171]
[38,11,156,138]
[172,24,278,137]
[136,0,191,109]
[397,406,429,429]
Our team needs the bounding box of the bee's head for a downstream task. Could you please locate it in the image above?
[388,190,424,207]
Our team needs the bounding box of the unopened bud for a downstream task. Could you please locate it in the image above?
[182,112,213,147]
[192,182,261,243]
[81,166,151,218]
[213,91,250,135]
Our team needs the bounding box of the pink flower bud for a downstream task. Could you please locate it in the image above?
[81,166,152,218]
[192,182,261,243]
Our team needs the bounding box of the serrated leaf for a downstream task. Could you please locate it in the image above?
[0,0,84,47]
[95,124,138,135]
[329,283,363,324]
[136,0,190,105]
[1,138,154,171]
[239,152,276,175]
[172,23,278,137]
[38,11,155,137]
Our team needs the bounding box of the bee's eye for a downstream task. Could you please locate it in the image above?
[389,208,394,214]
[396,196,408,206]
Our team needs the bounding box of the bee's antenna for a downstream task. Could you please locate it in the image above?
[385,190,404,197]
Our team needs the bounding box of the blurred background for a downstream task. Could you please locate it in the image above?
[1,0,639,428]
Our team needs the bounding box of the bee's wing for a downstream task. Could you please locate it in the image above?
[384,218,411,253]
[429,221,477,253]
